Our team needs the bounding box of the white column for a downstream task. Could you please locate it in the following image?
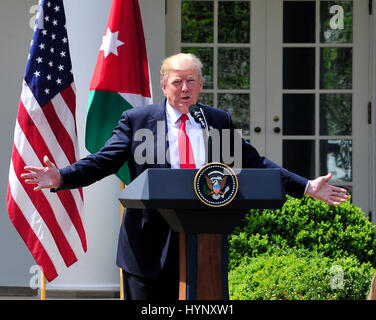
[46,0,166,292]
[371,1,376,222]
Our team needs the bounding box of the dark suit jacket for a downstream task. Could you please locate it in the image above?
[58,99,308,278]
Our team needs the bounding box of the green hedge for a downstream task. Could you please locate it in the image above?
[229,247,375,300]
[228,196,376,299]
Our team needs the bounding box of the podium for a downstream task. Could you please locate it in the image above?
[119,168,286,300]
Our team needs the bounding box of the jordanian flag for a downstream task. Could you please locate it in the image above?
[86,0,152,184]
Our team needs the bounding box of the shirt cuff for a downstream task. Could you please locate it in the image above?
[304,180,310,194]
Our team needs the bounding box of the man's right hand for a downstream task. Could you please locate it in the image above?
[21,155,62,191]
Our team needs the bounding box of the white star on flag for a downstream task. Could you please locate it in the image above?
[100,27,124,58]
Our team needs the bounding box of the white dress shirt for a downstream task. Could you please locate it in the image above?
[165,101,206,169]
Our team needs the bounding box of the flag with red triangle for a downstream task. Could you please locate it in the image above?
[86,0,152,184]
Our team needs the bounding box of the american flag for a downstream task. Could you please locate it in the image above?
[6,0,86,282]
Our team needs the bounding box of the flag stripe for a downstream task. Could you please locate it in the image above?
[51,90,81,165]
[8,161,67,278]
[21,85,85,204]
[118,92,152,108]
[86,91,133,152]
[42,101,77,165]
[20,84,85,208]
[20,83,70,167]
[13,119,86,257]
[7,184,58,281]
[60,85,77,120]
[11,145,78,267]
[55,191,86,253]
[59,86,83,183]
[17,99,87,253]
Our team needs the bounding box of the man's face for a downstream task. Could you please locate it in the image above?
[161,69,203,114]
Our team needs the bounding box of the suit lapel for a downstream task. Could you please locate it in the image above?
[198,104,226,164]
[148,99,171,168]
[198,104,215,130]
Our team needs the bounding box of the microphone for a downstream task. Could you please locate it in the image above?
[189,104,206,129]
[189,104,212,163]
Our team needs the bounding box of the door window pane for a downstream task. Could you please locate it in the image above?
[199,93,214,107]
[182,47,214,89]
[218,1,250,43]
[179,1,252,139]
[320,1,353,43]
[283,1,315,43]
[182,1,213,43]
[283,48,315,89]
[320,94,352,136]
[218,93,250,135]
[283,140,315,179]
[320,48,352,89]
[320,139,352,182]
[218,48,250,89]
[283,94,315,135]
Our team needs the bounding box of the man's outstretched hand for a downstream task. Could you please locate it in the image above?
[21,155,62,191]
[305,173,348,206]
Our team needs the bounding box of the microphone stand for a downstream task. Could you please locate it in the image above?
[199,107,212,164]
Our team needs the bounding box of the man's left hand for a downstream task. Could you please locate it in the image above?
[305,173,348,206]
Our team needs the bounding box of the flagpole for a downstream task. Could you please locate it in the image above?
[40,270,46,300]
[120,181,126,300]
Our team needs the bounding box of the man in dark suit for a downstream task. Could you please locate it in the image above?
[21,53,348,300]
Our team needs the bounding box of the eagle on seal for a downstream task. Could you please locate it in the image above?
[205,175,228,195]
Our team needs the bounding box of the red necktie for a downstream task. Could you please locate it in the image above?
[178,114,196,169]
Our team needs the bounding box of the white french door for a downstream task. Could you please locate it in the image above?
[266,0,370,213]
[166,0,371,214]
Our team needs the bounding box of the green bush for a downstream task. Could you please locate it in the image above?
[228,196,376,299]
[229,196,376,270]
[229,247,375,300]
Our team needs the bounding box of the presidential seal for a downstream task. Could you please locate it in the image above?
[194,162,239,207]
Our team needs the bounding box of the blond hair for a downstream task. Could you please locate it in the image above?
[160,53,203,84]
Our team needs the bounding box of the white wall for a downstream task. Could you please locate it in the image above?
[0,0,36,287]
[0,0,165,291]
